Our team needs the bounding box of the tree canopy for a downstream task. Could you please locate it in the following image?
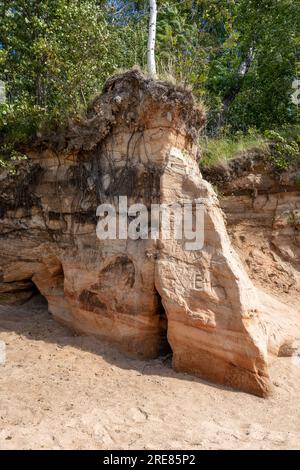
[0,0,299,157]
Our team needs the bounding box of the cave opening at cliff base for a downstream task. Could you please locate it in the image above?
[155,288,173,358]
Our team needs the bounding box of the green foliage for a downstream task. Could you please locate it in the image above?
[199,129,267,168]
[0,0,299,160]
[265,130,300,170]
[0,0,147,156]
[0,142,27,173]
[205,0,299,132]
[200,126,300,169]
[155,2,210,91]
[2,2,103,110]
[248,0,298,129]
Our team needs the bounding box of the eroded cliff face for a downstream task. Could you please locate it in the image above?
[0,70,299,396]
[203,154,300,308]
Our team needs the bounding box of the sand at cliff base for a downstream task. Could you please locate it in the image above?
[0,296,299,450]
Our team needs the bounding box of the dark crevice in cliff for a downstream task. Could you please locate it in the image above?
[31,291,49,308]
[155,288,172,358]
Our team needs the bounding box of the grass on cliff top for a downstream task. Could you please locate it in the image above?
[199,132,267,168]
[200,124,300,168]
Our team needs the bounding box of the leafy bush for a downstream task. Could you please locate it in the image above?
[0,0,147,160]
[265,130,300,170]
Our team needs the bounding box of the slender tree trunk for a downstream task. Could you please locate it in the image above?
[147,0,157,77]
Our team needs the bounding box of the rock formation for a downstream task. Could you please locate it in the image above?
[202,153,300,305]
[0,69,299,396]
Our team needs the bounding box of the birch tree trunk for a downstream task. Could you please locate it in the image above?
[147,0,157,77]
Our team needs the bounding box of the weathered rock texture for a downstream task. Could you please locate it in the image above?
[203,154,300,306]
[0,70,299,396]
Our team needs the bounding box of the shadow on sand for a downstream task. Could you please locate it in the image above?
[0,293,237,395]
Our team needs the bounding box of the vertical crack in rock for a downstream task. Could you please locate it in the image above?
[1,69,299,396]
[154,287,172,357]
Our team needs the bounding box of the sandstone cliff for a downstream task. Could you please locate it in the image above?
[203,154,300,307]
[0,70,299,396]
